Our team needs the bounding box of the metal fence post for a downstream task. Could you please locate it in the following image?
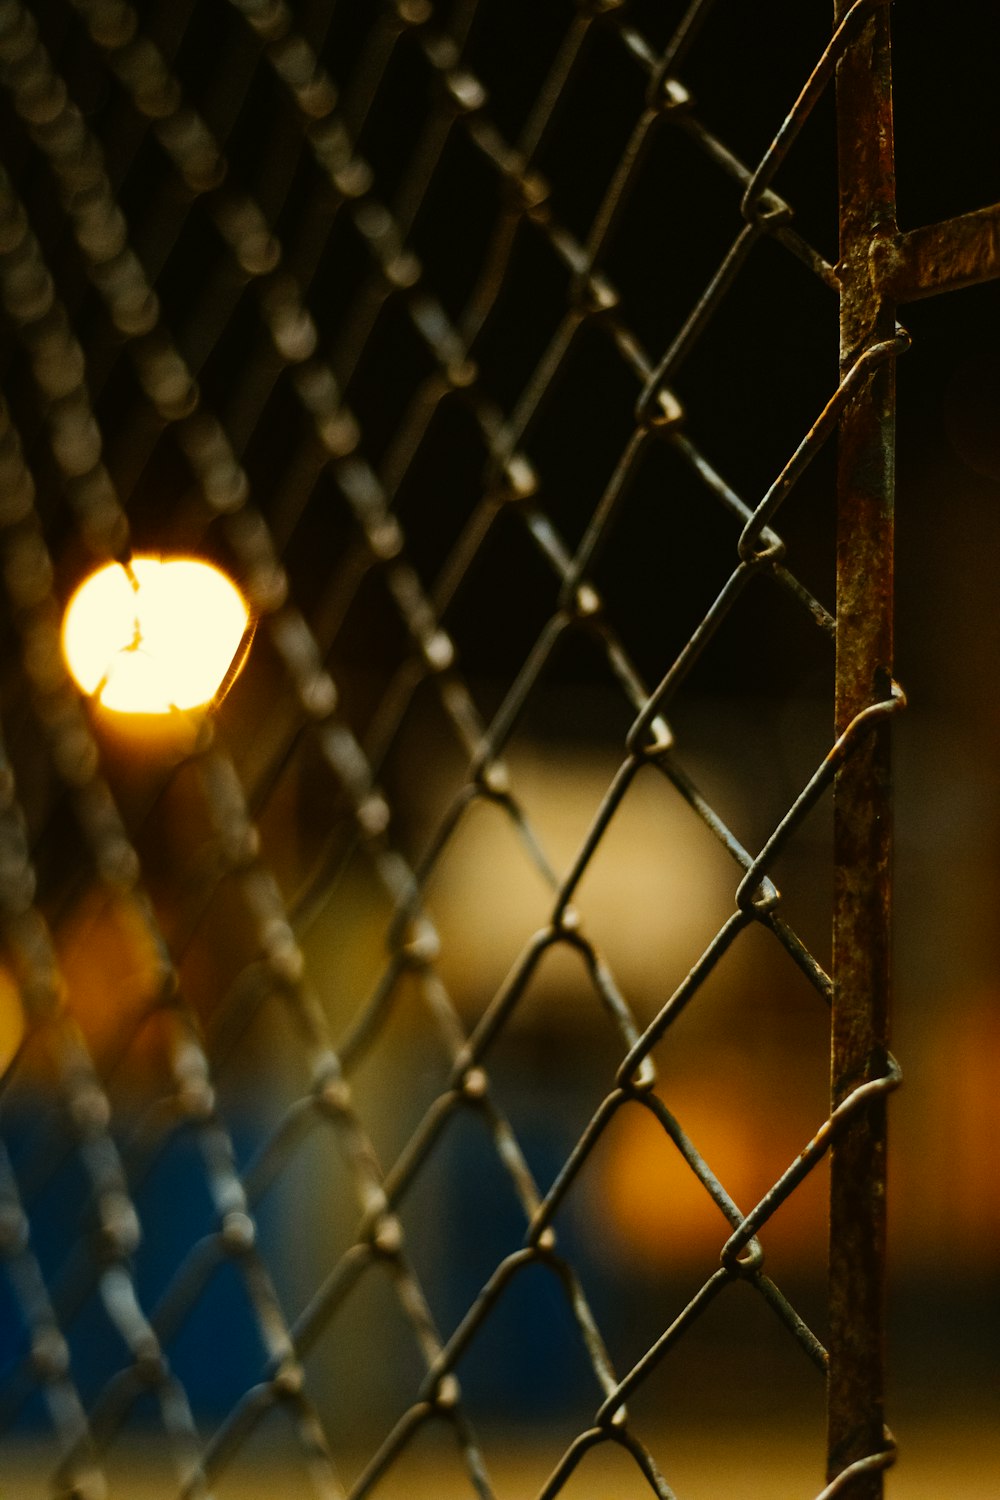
[830,3,897,1493]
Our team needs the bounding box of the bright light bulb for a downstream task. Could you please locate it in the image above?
[61,556,250,714]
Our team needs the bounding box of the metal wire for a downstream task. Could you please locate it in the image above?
[1,1,963,1495]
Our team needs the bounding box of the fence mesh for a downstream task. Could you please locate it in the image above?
[0,2,911,1496]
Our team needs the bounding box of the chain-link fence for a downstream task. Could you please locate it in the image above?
[1,3,997,1497]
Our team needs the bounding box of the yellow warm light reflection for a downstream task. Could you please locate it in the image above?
[61,556,250,714]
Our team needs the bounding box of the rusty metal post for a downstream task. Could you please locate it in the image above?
[830,2,897,1494]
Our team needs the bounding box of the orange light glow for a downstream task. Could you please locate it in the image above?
[0,967,26,1076]
[61,556,249,714]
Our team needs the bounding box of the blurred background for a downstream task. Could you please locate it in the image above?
[0,1,998,1496]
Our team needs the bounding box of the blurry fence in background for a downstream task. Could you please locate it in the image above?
[0,2,997,1497]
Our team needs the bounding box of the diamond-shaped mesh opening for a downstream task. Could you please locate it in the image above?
[408,130,504,318]
[624,1289,828,1490]
[459,2,572,144]
[604,125,750,353]
[419,793,557,1014]
[444,1257,605,1446]
[298,1256,435,1453]
[681,6,832,165]
[588,438,748,685]
[678,245,839,492]
[440,502,558,687]
[467,223,574,408]
[388,399,492,590]
[513,325,640,554]
[533,34,647,243]
[665,572,833,720]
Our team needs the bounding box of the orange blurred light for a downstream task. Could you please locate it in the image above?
[61,556,249,714]
[0,966,26,1076]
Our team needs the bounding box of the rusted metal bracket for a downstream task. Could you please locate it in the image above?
[872,200,1000,303]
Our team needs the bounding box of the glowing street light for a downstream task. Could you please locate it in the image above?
[61,556,251,715]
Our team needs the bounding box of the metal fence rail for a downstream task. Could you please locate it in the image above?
[0,2,997,1497]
